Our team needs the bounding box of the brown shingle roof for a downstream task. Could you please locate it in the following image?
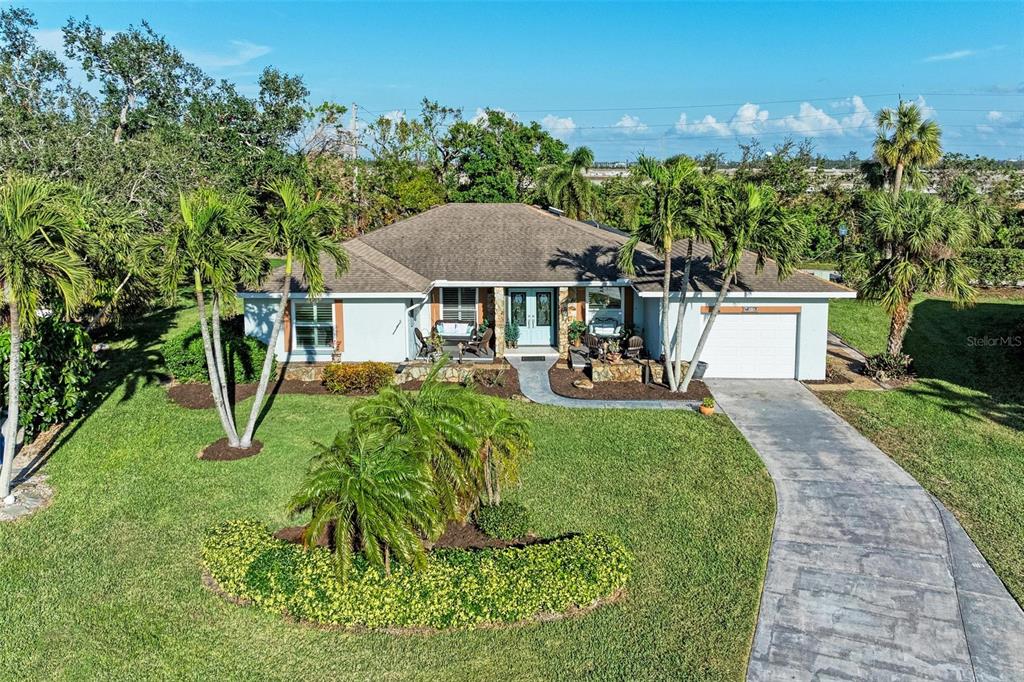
[245,203,851,296]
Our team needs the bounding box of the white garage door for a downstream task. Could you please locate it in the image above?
[699,313,798,378]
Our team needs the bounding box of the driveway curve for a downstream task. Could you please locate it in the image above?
[709,379,1024,681]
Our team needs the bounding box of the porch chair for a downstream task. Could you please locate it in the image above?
[463,327,494,358]
[415,328,441,361]
[622,335,644,360]
[583,332,604,359]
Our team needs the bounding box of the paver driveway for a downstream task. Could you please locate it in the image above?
[709,379,1024,682]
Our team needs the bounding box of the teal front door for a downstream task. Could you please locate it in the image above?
[508,288,555,346]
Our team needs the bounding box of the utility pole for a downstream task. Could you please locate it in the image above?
[350,102,359,233]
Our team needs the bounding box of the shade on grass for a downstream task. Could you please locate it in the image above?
[825,293,1024,603]
[0,305,774,680]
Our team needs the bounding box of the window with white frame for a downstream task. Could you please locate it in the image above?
[587,287,623,321]
[293,300,334,349]
[441,287,477,323]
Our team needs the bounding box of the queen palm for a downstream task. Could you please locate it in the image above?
[617,155,720,391]
[238,179,347,449]
[158,189,258,447]
[0,176,90,501]
[477,398,532,506]
[287,428,440,575]
[874,101,942,195]
[680,182,805,392]
[537,146,598,220]
[351,358,482,520]
[854,191,974,356]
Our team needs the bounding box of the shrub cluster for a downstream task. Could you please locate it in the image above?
[161,320,272,384]
[475,502,530,539]
[203,520,631,629]
[964,248,1024,287]
[864,352,914,382]
[0,318,96,440]
[322,361,393,394]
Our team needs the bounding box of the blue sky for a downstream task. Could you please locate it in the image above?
[18,1,1024,160]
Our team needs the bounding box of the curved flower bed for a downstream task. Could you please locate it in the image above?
[203,520,632,629]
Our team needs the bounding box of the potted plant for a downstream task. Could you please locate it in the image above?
[606,339,622,363]
[567,320,587,347]
[699,396,715,416]
[476,318,490,337]
[505,321,520,349]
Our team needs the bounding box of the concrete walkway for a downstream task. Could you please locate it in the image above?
[507,355,698,409]
[709,379,1024,681]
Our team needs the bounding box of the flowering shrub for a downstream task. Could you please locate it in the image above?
[202,520,631,629]
[322,362,393,394]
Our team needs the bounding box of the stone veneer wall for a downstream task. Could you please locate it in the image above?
[493,286,506,356]
[557,287,570,358]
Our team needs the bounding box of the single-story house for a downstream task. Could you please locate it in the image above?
[240,203,855,379]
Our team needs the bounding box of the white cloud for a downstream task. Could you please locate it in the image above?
[185,40,271,70]
[673,95,876,139]
[471,107,511,124]
[614,114,648,135]
[924,49,976,63]
[541,114,576,139]
[987,110,1004,121]
[838,95,873,129]
[382,110,404,123]
[32,28,64,53]
[675,112,731,136]
[912,95,937,120]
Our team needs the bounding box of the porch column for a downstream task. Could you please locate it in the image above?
[493,286,506,356]
[557,287,571,358]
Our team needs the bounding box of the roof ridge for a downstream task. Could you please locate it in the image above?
[345,239,431,291]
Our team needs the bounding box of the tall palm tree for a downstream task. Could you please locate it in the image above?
[537,146,598,220]
[680,182,805,392]
[477,398,532,506]
[287,428,440,575]
[853,191,974,356]
[874,101,942,195]
[943,174,1000,245]
[351,357,482,520]
[157,189,258,447]
[0,176,90,501]
[617,155,720,391]
[238,179,347,449]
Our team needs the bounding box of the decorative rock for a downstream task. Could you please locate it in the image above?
[0,474,53,522]
[572,378,594,390]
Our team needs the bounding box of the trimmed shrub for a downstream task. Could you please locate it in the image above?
[964,248,1024,287]
[322,362,393,394]
[475,502,530,539]
[864,352,914,382]
[0,317,96,440]
[203,520,631,629]
[161,319,272,384]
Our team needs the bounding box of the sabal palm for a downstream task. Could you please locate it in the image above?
[680,182,805,391]
[287,428,440,575]
[617,155,720,391]
[0,176,90,499]
[477,398,532,506]
[854,191,974,355]
[944,175,999,245]
[239,179,348,448]
[351,358,482,520]
[537,146,597,220]
[874,102,942,195]
[158,189,258,446]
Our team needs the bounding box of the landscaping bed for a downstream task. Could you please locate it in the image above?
[548,364,711,401]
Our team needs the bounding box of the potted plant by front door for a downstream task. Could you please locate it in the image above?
[505,321,520,349]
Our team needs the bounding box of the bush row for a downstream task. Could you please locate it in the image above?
[475,502,531,539]
[203,520,631,629]
[964,248,1024,286]
[322,361,393,394]
[161,319,273,384]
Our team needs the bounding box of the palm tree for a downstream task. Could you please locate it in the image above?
[157,189,258,447]
[0,176,90,501]
[680,182,805,392]
[853,191,974,356]
[477,398,532,506]
[351,357,482,520]
[287,428,440,575]
[874,101,942,195]
[238,179,347,449]
[537,146,598,220]
[943,175,1000,245]
[617,155,720,391]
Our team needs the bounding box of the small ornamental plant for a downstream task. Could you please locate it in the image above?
[699,396,715,416]
[567,320,587,346]
[505,321,520,348]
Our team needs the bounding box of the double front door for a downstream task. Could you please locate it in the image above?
[508,288,555,346]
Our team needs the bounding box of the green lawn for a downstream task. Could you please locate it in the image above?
[825,294,1024,603]
[0,306,774,680]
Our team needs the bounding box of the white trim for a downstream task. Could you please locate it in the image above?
[239,292,426,300]
[430,279,630,288]
[635,289,857,300]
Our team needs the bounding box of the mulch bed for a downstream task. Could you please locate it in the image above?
[548,365,711,401]
[199,438,263,461]
[275,520,536,552]
[400,365,522,400]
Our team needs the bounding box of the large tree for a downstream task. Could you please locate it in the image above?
[853,191,974,356]
[0,176,90,501]
[238,179,347,449]
[873,101,942,195]
[617,155,720,391]
[536,146,598,220]
[680,182,805,392]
